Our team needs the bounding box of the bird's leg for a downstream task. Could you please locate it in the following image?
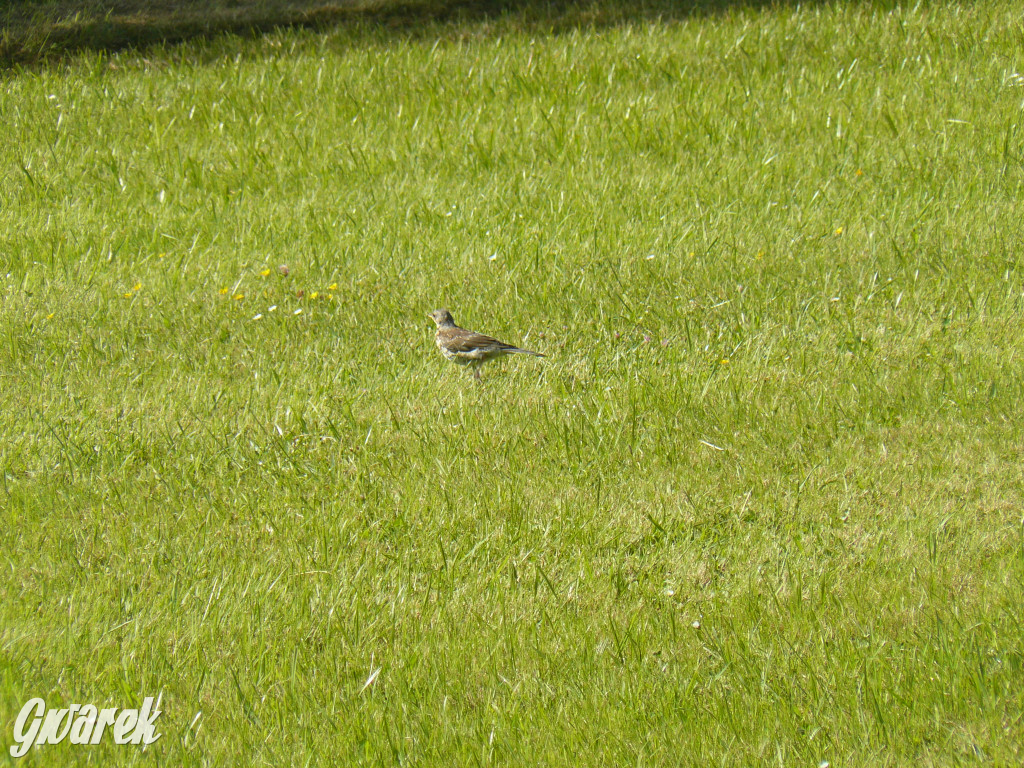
[473,365,482,381]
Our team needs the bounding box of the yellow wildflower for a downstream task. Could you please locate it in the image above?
[310,291,319,299]
[132,283,142,292]
[260,268,271,277]
[328,282,338,291]
[219,287,229,295]
[233,293,244,300]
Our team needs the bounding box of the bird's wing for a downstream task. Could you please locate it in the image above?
[442,329,512,353]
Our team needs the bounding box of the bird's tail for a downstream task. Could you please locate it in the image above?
[506,347,545,357]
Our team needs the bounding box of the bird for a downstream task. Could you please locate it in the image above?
[427,309,544,379]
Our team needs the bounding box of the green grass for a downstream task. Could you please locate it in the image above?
[2,0,1024,764]
[0,0,484,67]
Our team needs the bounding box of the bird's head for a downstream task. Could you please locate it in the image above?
[427,309,455,327]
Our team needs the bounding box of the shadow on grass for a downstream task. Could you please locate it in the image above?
[1,0,852,68]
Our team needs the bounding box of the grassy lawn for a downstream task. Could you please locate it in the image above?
[2,0,1024,764]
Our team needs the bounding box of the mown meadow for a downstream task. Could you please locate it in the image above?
[1,0,1023,764]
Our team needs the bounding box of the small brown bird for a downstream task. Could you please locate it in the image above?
[428,309,544,379]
